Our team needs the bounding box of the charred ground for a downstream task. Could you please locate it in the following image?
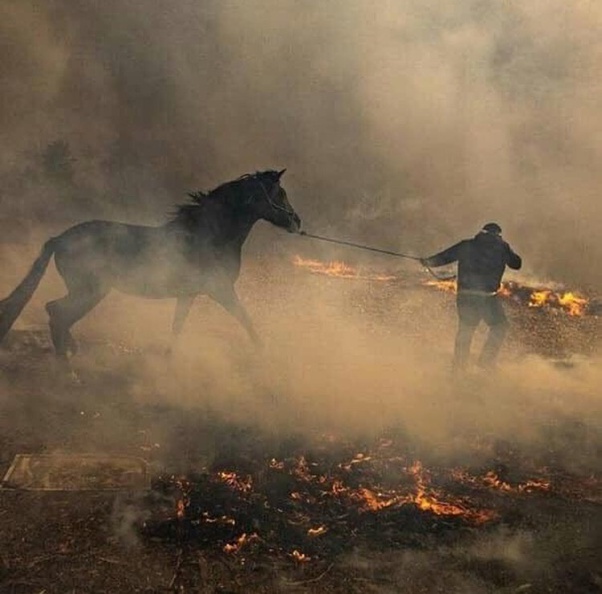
[0,250,600,594]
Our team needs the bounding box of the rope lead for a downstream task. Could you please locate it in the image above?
[297,231,456,282]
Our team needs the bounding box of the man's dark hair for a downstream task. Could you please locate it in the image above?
[482,222,502,235]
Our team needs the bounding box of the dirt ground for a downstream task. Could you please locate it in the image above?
[0,248,601,593]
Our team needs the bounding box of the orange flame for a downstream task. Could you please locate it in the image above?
[267,454,507,527]
[223,532,259,554]
[408,462,496,524]
[291,549,312,562]
[556,292,589,317]
[173,476,191,519]
[452,469,551,494]
[427,279,590,316]
[292,255,395,281]
[217,470,253,493]
[307,525,328,537]
[202,512,236,525]
[328,460,496,523]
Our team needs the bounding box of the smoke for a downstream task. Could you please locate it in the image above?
[1,0,602,285]
[0,0,599,480]
[39,252,597,473]
[0,2,600,583]
[340,523,601,594]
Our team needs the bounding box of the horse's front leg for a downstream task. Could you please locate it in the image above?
[211,287,260,346]
[172,295,196,336]
[164,295,196,356]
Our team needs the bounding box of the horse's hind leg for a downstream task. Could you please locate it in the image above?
[46,287,107,358]
[210,286,260,345]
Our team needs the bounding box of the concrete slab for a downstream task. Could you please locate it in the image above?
[1,453,150,491]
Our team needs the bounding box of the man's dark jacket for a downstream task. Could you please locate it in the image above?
[424,231,522,293]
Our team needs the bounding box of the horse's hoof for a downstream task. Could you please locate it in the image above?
[66,337,78,356]
[68,369,82,385]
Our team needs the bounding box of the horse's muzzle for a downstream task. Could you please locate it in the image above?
[288,214,301,233]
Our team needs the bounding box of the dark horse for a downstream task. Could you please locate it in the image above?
[0,169,301,359]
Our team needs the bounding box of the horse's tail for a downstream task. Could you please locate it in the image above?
[0,238,57,341]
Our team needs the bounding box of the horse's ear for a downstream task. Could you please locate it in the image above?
[276,168,286,180]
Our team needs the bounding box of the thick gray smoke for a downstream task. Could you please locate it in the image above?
[1,0,601,287]
[0,8,600,590]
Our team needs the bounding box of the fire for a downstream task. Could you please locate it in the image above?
[223,532,259,554]
[173,476,191,519]
[427,279,591,317]
[176,498,186,519]
[307,526,328,537]
[408,462,496,524]
[482,471,551,493]
[557,292,589,317]
[292,255,395,281]
[351,486,407,512]
[216,470,253,493]
[201,512,236,525]
[426,279,457,294]
[147,433,601,566]
[452,469,551,494]
[293,254,598,316]
[291,550,312,563]
[323,459,496,523]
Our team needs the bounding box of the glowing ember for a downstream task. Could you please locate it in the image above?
[426,279,457,294]
[269,458,285,470]
[147,432,599,565]
[339,453,373,471]
[452,469,552,494]
[173,476,191,519]
[307,526,328,537]
[201,512,236,525]
[176,498,186,519]
[216,470,253,492]
[324,459,495,523]
[292,255,396,281]
[223,532,259,554]
[291,549,311,562]
[408,462,497,524]
[351,486,407,511]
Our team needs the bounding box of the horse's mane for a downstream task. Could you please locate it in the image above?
[169,170,278,228]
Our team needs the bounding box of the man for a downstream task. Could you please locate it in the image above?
[421,223,522,371]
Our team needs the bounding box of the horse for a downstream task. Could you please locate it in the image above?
[0,169,301,359]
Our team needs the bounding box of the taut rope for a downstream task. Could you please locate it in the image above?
[297,231,455,281]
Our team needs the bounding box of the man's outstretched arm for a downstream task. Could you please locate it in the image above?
[421,241,464,268]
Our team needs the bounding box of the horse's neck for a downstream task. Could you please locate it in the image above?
[179,204,259,251]
[221,213,258,251]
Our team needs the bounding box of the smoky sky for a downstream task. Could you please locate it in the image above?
[1,0,601,287]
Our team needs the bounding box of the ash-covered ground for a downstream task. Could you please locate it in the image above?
[0,246,601,594]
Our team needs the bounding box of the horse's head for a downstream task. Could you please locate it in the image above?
[247,169,301,233]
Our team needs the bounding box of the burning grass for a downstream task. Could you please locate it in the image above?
[427,279,596,317]
[141,429,598,565]
[292,255,396,282]
[292,255,600,317]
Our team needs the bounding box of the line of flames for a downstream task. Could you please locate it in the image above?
[292,255,592,317]
[427,279,589,317]
[292,255,396,282]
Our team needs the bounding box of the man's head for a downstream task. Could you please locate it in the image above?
[481,222,502,235]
